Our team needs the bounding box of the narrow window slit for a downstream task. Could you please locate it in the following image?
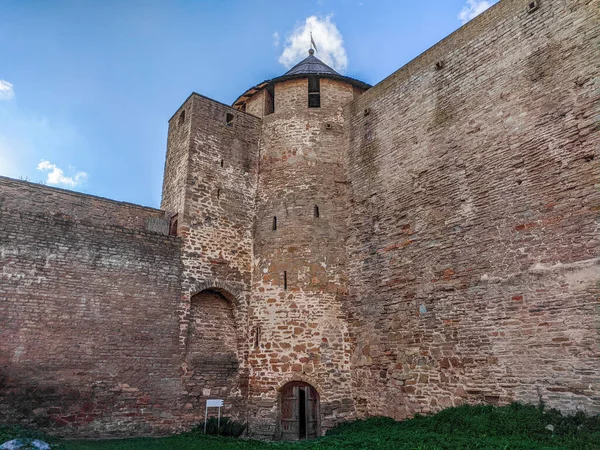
[283,271,287,290]
[308,76,320,108]
[314,205,320,218]
[178,110,185,126]
[265,85,275,115]
[272,216,277,231]
[226,113,234,126]
[254,326,261,348]
[527,1,539,12]
[169,214,178,236]
[217,188,220,199]
[220,159,224,167]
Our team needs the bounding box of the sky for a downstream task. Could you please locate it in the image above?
[0,0,498,208]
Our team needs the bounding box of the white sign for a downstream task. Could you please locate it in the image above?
[206,399,224,407]
[204,399,225,434]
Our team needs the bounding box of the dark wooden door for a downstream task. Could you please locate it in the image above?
[281,385,299,441]
[305,386,319,439]
[281,383,319,440]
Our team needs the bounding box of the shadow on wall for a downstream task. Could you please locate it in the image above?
[183,289,246,418]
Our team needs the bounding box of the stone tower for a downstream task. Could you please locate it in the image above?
[233,50,369,438]
[161,50,369,439]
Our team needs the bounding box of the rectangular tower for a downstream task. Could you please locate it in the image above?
[161,93,261,421]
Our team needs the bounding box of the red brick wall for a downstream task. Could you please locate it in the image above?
[344,0,599,418]
[0,178,184,437]
[183,290,245,417]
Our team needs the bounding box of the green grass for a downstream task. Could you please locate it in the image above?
[2,403,599,450]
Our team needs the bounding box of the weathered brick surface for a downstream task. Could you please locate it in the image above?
[247,78,357,439]
[0,0,598,440]
[344,0,599,419]
[0,178,184,437]
[183,290,246,417]
[0,176,167,230]
[161,93,261,425]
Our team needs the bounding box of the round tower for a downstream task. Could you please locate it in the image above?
[233,51,370,440]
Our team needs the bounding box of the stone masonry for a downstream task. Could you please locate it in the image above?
[0,0,598,441]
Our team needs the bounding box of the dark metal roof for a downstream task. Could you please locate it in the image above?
[284,51,340,76]
[232,50,370,109]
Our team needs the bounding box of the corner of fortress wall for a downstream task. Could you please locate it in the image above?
[343,0,600,418]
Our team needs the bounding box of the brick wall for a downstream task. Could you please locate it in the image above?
[0,178,184,437]
[183,290,245,417]
[344,0,599,418]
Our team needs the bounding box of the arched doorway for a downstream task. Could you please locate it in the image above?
[280,382,319,441]
[184,289,240,404]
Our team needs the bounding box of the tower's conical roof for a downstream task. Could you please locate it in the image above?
[232,49,370,110]
[283,50,340,77]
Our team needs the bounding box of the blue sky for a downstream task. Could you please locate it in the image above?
[0,0,497,207]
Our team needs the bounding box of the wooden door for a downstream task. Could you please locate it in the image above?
[306,386,319,439]
[281,384,300,441]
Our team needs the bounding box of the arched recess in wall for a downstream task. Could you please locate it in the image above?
[280,381,320,441]
[184,288,242,405]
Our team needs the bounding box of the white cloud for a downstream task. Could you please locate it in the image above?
[279,15,348,73]
[458,0,493,24]
[37,160,88,187]
[273,32,280,47]
[0,80,15,101]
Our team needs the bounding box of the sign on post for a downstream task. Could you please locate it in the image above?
[204,399,224,434]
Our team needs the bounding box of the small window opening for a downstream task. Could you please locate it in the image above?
[325,123,332,130]
[217,188,221,199]
[308,76,320,108]
[364,108,371,117]
[226,113,234,126]
[265,85,275,115]
[527,1,539,12]
[283,271,287,290]
[169,214,178,236]
[178,110,185,126]
[435,61,444,70]
[584,155,595,162]
[254,326,261,348]
[220,159,224,167]
[314,205,320,218]
[272,216,277,231]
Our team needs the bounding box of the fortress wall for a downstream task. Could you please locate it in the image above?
[162,94,262,422]
[344,0,599,418]
[248,78,356,438]
[0,179,184,437]
[0,176,166,230]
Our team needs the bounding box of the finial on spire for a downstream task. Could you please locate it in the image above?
[308,48,315,55]
[310,32,318,53]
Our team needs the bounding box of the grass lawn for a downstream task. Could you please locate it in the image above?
[3,403,599,450]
